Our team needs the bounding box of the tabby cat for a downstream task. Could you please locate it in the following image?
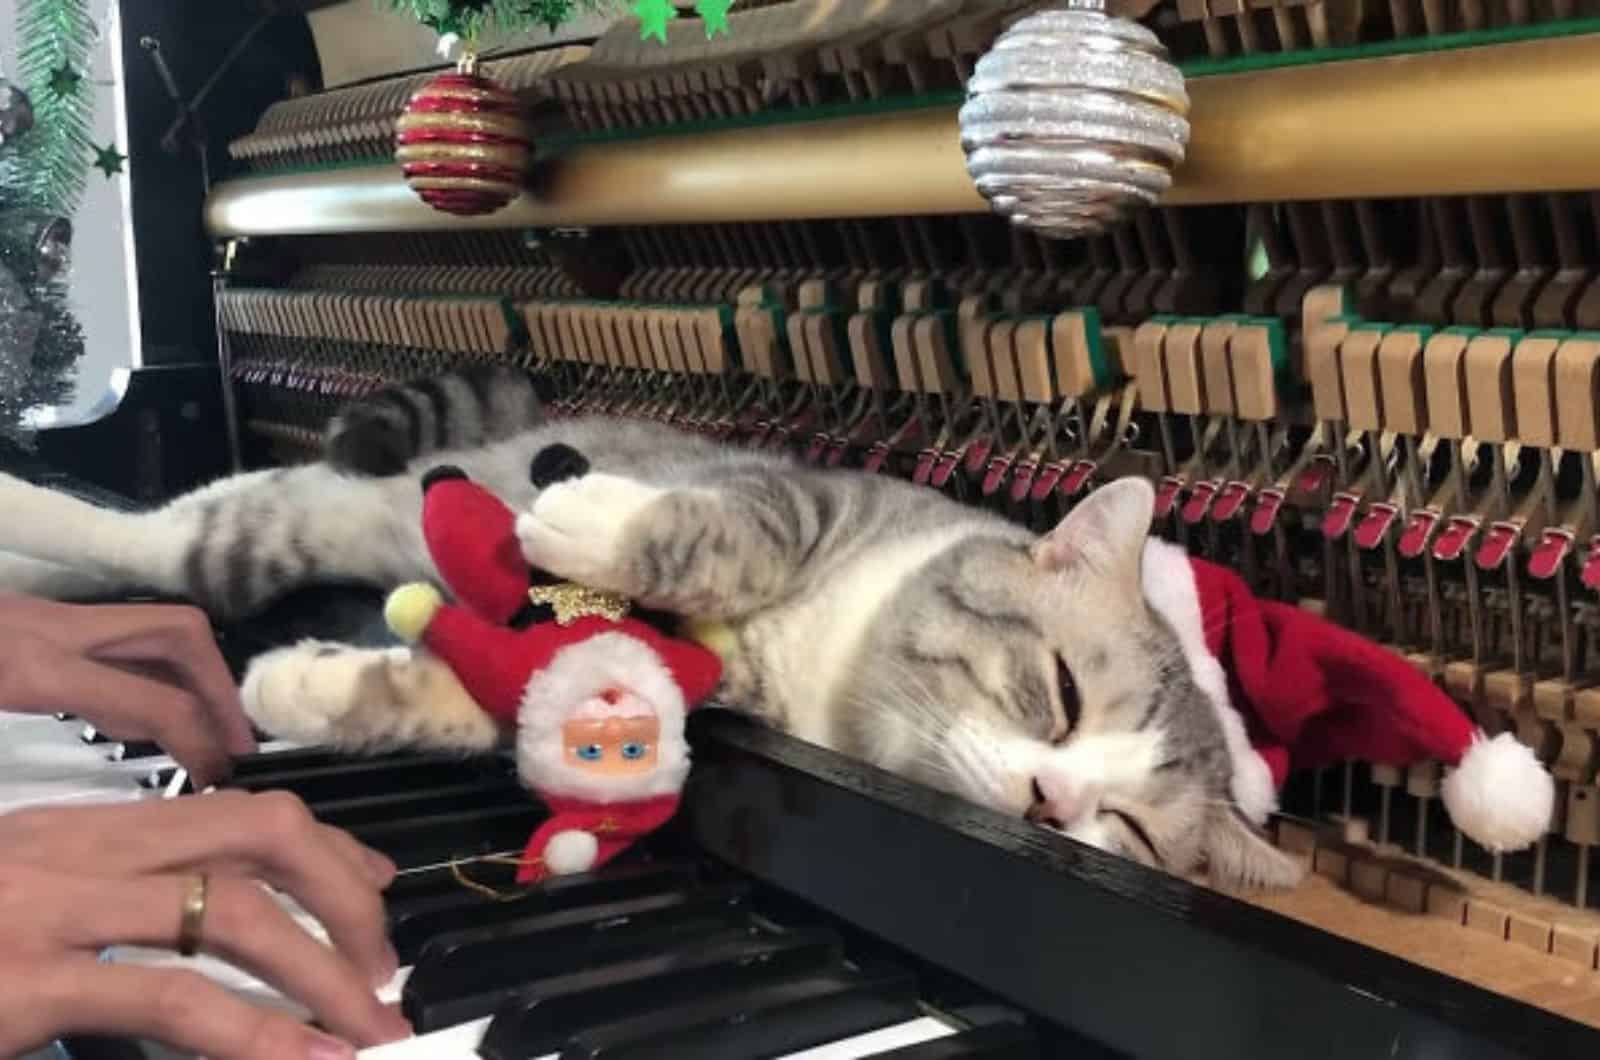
[0,366,1302,890]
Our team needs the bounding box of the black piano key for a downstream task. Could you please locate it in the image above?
[55,1035,149,1060]
[404,883,752,1029]
[384,858,512,908]
[478,928,845,1060]
[79,723,111,744]
[227,746,446,780]
[309,775,528,830]
[138,765,187,792]
[229,756,511,805]
[390,861,700,963]
[561,965,921,1060]
[347,803,547,870]
[107,739,163,761]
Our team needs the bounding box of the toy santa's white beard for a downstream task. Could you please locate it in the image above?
[515,631,692,803]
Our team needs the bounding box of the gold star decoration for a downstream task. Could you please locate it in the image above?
[48,63,82,98]
[92,142,126,177]
[528,582,633,625]
[633,0,677,43]
[695,0,735,37]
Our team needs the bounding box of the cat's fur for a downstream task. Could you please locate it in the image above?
[0,368,1302,890]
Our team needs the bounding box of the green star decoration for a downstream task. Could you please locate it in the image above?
[47,62,82,99]
[634,0,677,43]
[695,0,733,37]
[92,142,126,177]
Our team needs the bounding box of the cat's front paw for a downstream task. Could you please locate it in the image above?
[516,473,665,592]
[241,640,396,745]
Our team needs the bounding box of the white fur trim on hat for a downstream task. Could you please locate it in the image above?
[1139,539,1278,826]
[1441,730,1554,854]
[517,632,691,802]
[544,829,600,875]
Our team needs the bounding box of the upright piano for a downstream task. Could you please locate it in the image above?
[14,0,1600,1056]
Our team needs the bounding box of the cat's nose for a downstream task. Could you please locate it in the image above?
[1030,773,1098,829]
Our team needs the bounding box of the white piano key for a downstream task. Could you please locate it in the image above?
[356,1017,493,1060]
[0,707,302,814]
[352,1014,957,1060]
[782,1016,956,1058]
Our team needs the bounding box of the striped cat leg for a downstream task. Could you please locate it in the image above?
[0,464,430,619]
[0,470,185,600]
[0,550,117,601]
[242,640,500,753]
[517,469,840,620]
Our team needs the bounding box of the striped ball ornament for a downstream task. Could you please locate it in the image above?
[395,68,532,217]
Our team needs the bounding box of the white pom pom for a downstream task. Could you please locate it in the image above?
[543,830,599,875]
[1441,731,1554,854]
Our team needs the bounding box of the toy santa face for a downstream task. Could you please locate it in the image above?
[564,693,662,776]
[515,630,697,804]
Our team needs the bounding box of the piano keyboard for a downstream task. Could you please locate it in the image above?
[3,710,1041,1060]
[0,712,290,813]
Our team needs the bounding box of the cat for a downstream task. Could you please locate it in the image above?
[0,366,1303,891]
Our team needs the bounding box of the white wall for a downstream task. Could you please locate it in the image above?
[0,0,138,423]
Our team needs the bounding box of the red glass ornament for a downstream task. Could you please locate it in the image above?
[395,64,532,217]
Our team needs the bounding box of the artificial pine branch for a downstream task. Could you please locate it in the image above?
[380,0,622,40]
[1,0,95,216]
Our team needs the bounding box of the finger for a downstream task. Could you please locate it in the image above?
[177,826,393,890]
[321,822,398,890]
[54,654,234,786]
[241,792,401,985]
[2,644,234,786]
[83,605,257,757]
[40,957,372,1060]
[59,874,409,1048]
[13,793,399,984]
[0,596,256,755]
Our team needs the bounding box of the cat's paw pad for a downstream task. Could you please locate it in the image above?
[241,640,387,743]
[517,473,664,588]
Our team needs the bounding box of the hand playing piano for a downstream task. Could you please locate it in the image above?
[0,594,257,786]
[0,790,412,1059]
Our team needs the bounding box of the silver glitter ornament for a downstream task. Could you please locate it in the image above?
[32,217,71,284]
[0,261,44,432]
[0,78,35,148]
[0,210,72,285]
[958,0,1190,239]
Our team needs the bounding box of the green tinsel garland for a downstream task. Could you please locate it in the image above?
[0,0,95,441]
[382,0,621,41]
[2,0,96,216]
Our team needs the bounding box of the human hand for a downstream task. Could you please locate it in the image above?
[0,791,411,1059]
[0,593,256,785]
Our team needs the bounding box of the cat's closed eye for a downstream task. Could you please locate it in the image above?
[1055,657,1080,743]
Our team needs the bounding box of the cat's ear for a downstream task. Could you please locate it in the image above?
[1203,809,1306,891]
[1031,477,1154,585]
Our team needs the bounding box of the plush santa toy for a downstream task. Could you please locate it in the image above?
[383,447,722,884]
[1142,538,1555,854]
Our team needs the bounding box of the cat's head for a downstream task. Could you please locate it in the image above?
[861,478,1303,891]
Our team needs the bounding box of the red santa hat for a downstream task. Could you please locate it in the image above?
[1140,536,1555,854]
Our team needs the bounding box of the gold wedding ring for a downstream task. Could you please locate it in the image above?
[177,874,209,957]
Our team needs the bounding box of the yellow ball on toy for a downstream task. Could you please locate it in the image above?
[386,583,443,642]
